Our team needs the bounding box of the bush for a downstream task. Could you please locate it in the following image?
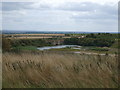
[11,39,49,47]
[64,37,114,47]
[2,38,11,52]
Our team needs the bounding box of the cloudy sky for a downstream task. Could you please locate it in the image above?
[1,0,119,32]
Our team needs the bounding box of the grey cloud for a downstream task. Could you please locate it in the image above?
[2,2,117,32]
[37,2,117,19]
[62,2,117,20]
[2,2,117,15]
[2,2,33,11]
[72,12,117,20]
[57,2,117,15]
[58,2,98,12]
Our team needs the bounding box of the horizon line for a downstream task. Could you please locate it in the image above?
[2,30,119,33]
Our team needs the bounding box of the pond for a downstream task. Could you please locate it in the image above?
[37,45,80,50]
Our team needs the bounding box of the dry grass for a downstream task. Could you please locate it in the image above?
[9,37,53,39]
[3,34,66,39]
[5,36,71,39]
[2,51,118,88]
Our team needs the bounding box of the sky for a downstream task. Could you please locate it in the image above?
[1,0,119,32]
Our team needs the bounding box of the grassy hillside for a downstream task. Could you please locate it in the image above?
[3,52,118,88]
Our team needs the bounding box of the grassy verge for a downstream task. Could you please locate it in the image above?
[80,46,118,54]
[12,46,38,51]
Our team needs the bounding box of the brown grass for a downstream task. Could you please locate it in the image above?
[2,51,118,88]
[3,34,72,39]
[4,34,65,36]
[4,36,71,39]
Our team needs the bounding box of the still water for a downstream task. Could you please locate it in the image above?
[37,45,80,50]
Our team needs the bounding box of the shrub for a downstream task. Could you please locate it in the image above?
[2,38,11,52]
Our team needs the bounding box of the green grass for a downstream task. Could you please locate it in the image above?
[48,47,80,51]
[111,39,120,49]
[89,47,109,51]
[12,46,38,51]
[80,46,118,54]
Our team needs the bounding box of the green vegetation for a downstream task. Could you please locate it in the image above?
[64,38,79,45]
[2,38,11,52]
[64,38,114,47]
[49,47,79,52]
[11,39,50,47]
[64,33,118,47]
[2,33,119,53]
[12,46,38,51]
[111,39,120,48]
[86,33,118,39]
[9,39,52,52]
[81,46,109,51]
[65,33,86,37]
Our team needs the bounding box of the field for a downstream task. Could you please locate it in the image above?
[3,51,118,88]
[2,34,71,39]
[2,33,119,88]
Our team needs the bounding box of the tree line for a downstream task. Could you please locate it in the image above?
[64,33,118,47]
[64,38,114,47]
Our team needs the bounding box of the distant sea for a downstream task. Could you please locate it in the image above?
[2,30,119,34]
